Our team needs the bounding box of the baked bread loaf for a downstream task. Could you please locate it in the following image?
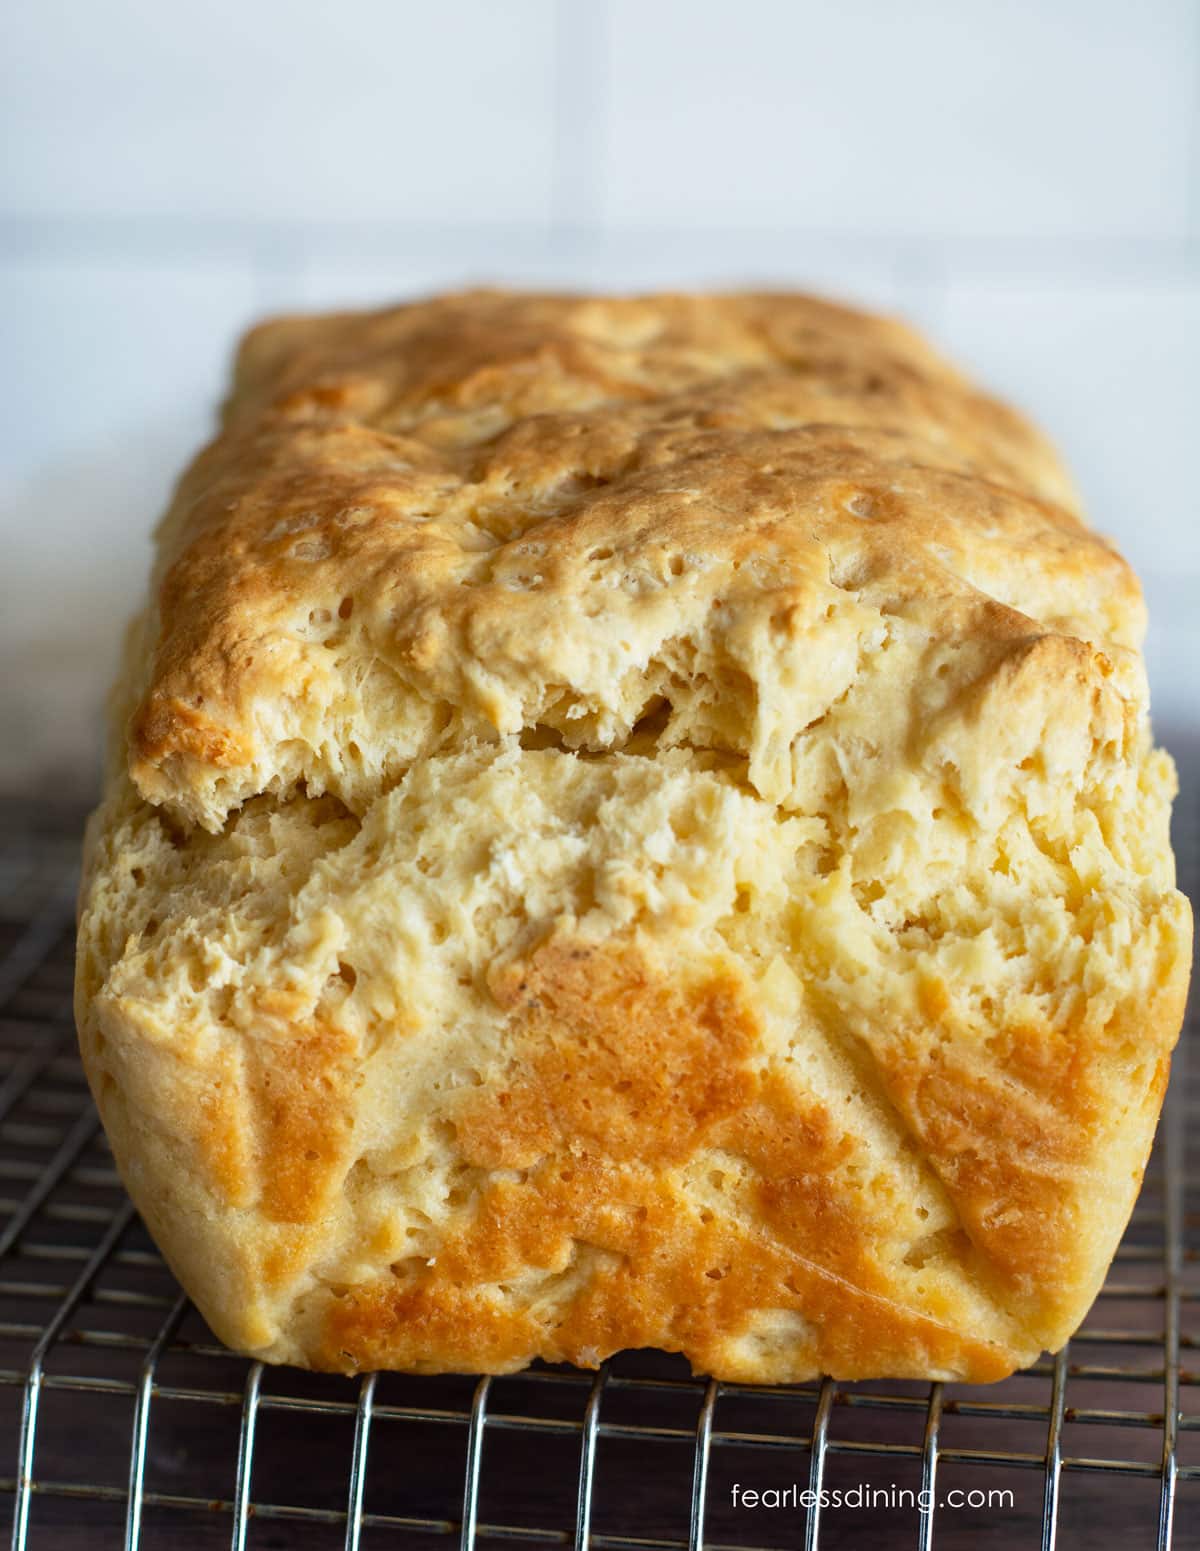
[76,289,1192,1383]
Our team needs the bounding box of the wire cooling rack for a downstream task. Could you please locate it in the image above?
[0,785,1194,1551]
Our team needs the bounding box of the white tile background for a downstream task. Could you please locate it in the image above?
[2,0,1196,793]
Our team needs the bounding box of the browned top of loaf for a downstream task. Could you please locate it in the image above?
[126,289,1140,828]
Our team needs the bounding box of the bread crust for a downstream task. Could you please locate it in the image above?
[76,290,1192,1382]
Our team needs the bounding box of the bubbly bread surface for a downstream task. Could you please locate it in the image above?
[77,290,1192,1381]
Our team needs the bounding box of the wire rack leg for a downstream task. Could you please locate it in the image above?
[687,1379,718,1551]
[230,1362,263,1551]
[802,1377,834,1551]
[125,1291,190,1551]
[916,1381,944,1551]
[343,1372,377,1551]
[460,1375,490,1551]
[573,1362,608,1551]
[10,1372,42,1551]
[1039,1344,1068,1551]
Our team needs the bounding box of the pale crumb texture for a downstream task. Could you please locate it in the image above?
[76,290,1192,1382]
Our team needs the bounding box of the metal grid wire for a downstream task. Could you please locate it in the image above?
[0,787,1195,1550]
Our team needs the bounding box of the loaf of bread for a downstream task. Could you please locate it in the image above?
[76,290,1192,1382]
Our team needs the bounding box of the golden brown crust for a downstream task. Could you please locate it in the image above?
[316,940,1012,1381]
[75,289,1192,1385]
[124,288,1137,829]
